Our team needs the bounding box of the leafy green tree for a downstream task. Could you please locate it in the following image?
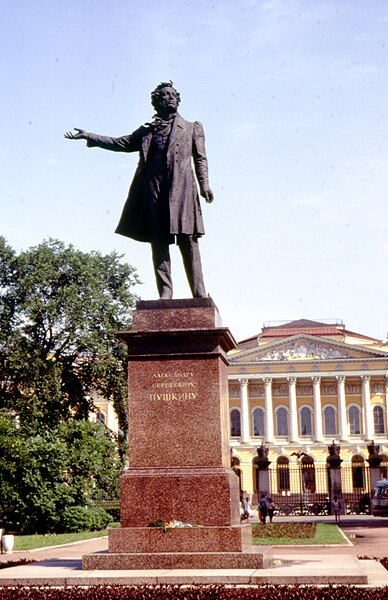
[0,238,140,531]
[0,237,139,434]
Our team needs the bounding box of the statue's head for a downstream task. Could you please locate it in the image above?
[151,81,181,112]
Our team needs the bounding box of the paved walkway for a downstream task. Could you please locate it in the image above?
[0,516,387,587]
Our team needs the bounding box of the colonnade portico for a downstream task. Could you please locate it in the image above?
[234,373,388,444]
[228,319,388,500]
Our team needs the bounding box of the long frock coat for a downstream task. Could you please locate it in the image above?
[86,114,211,243]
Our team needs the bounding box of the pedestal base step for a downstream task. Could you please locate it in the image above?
[83,547,273,570]
[109,525,252,553]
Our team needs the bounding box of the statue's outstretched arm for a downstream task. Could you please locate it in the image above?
[64,128,89,140]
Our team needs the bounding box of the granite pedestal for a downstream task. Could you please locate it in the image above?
[83,299,271,570]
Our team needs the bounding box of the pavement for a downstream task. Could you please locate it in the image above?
[0,515,387,587]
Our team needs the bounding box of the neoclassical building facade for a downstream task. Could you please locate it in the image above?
[228,319,388,504]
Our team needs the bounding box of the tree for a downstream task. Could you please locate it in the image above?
[0,237,139,435]
[0,239,140,532]
[0,413,122,533]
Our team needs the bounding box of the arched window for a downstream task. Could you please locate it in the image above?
[276,407,288,436]
[252,407,264,436]
[276,456,290,492]
[349,405,361,435]
[300,407,312,436]
[380,454,388,479]
[373,406,385,434]
[230,408,241,437]
[301,455,316,493]
[324,406,336,435]
[352,455,365,489]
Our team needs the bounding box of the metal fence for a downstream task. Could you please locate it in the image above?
[268,464,330,516]
[265,463,384,516]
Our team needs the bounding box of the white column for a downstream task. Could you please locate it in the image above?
[263,378,274,442]
[361,375,373,440]
[239,378,250,443]
[386,375,388,434]
[312,376,323,442]
[287,377,299,442]
[336,375,348,441]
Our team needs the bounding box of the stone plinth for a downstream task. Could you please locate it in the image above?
[83,546,274,570]
[120,467,240,527]
[108,524,252,553]
[83,299,269,570]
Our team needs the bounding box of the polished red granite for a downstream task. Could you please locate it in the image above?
[83,547,274,570]
[109,524,252,553]
[131,298,223,331]
[83,299,269,570]
[120,467,240,527]
[125,357,231,469]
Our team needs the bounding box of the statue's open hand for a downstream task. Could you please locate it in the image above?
[64,128,88,140]
[202,189,214,204]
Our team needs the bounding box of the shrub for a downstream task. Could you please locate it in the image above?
[104,506,120,522]
[0,416,122,534]
[61,505,111,533]
[0,559,35,570]
[358,555,388,571]
[0,584,385,599]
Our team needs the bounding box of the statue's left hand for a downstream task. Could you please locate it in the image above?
[202,189,214,204]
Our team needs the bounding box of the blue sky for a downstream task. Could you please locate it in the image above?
[2,0,388,342]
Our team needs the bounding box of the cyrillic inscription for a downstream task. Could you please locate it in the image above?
[149,371,196,401]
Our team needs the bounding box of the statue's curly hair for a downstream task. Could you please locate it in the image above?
[151,81,181,110]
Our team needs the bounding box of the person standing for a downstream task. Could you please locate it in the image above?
[267,497,275,523]
[259,494,268,524]
[242,496,252,522]
[332,495,342,523]
[65,81,214,300]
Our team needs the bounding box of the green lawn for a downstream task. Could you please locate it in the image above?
[252,522,346,545]
[13,523,119,551]
[11,521,345,551]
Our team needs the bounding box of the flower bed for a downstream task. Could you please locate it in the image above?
[0,584,385,599]
[358,556,388,571]
[0,559,35,570]
[252,522,316,539]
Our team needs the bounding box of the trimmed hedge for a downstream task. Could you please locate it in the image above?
[0,585,386,599]
[103,506,120,522]
[61,506,111,533]
[0,559,35,571]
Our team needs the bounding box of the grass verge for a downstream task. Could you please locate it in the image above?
[13,523,119,551]
[252,522,346,545]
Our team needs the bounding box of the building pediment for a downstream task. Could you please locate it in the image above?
[229,334,388,364]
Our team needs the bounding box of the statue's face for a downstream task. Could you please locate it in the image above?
[155,87,179,111]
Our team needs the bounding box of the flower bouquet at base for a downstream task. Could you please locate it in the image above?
[148,518,200,532]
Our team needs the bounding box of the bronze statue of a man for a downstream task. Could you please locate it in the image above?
[65,81,213,299]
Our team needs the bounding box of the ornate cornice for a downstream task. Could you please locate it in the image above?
[229,333,388,364]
